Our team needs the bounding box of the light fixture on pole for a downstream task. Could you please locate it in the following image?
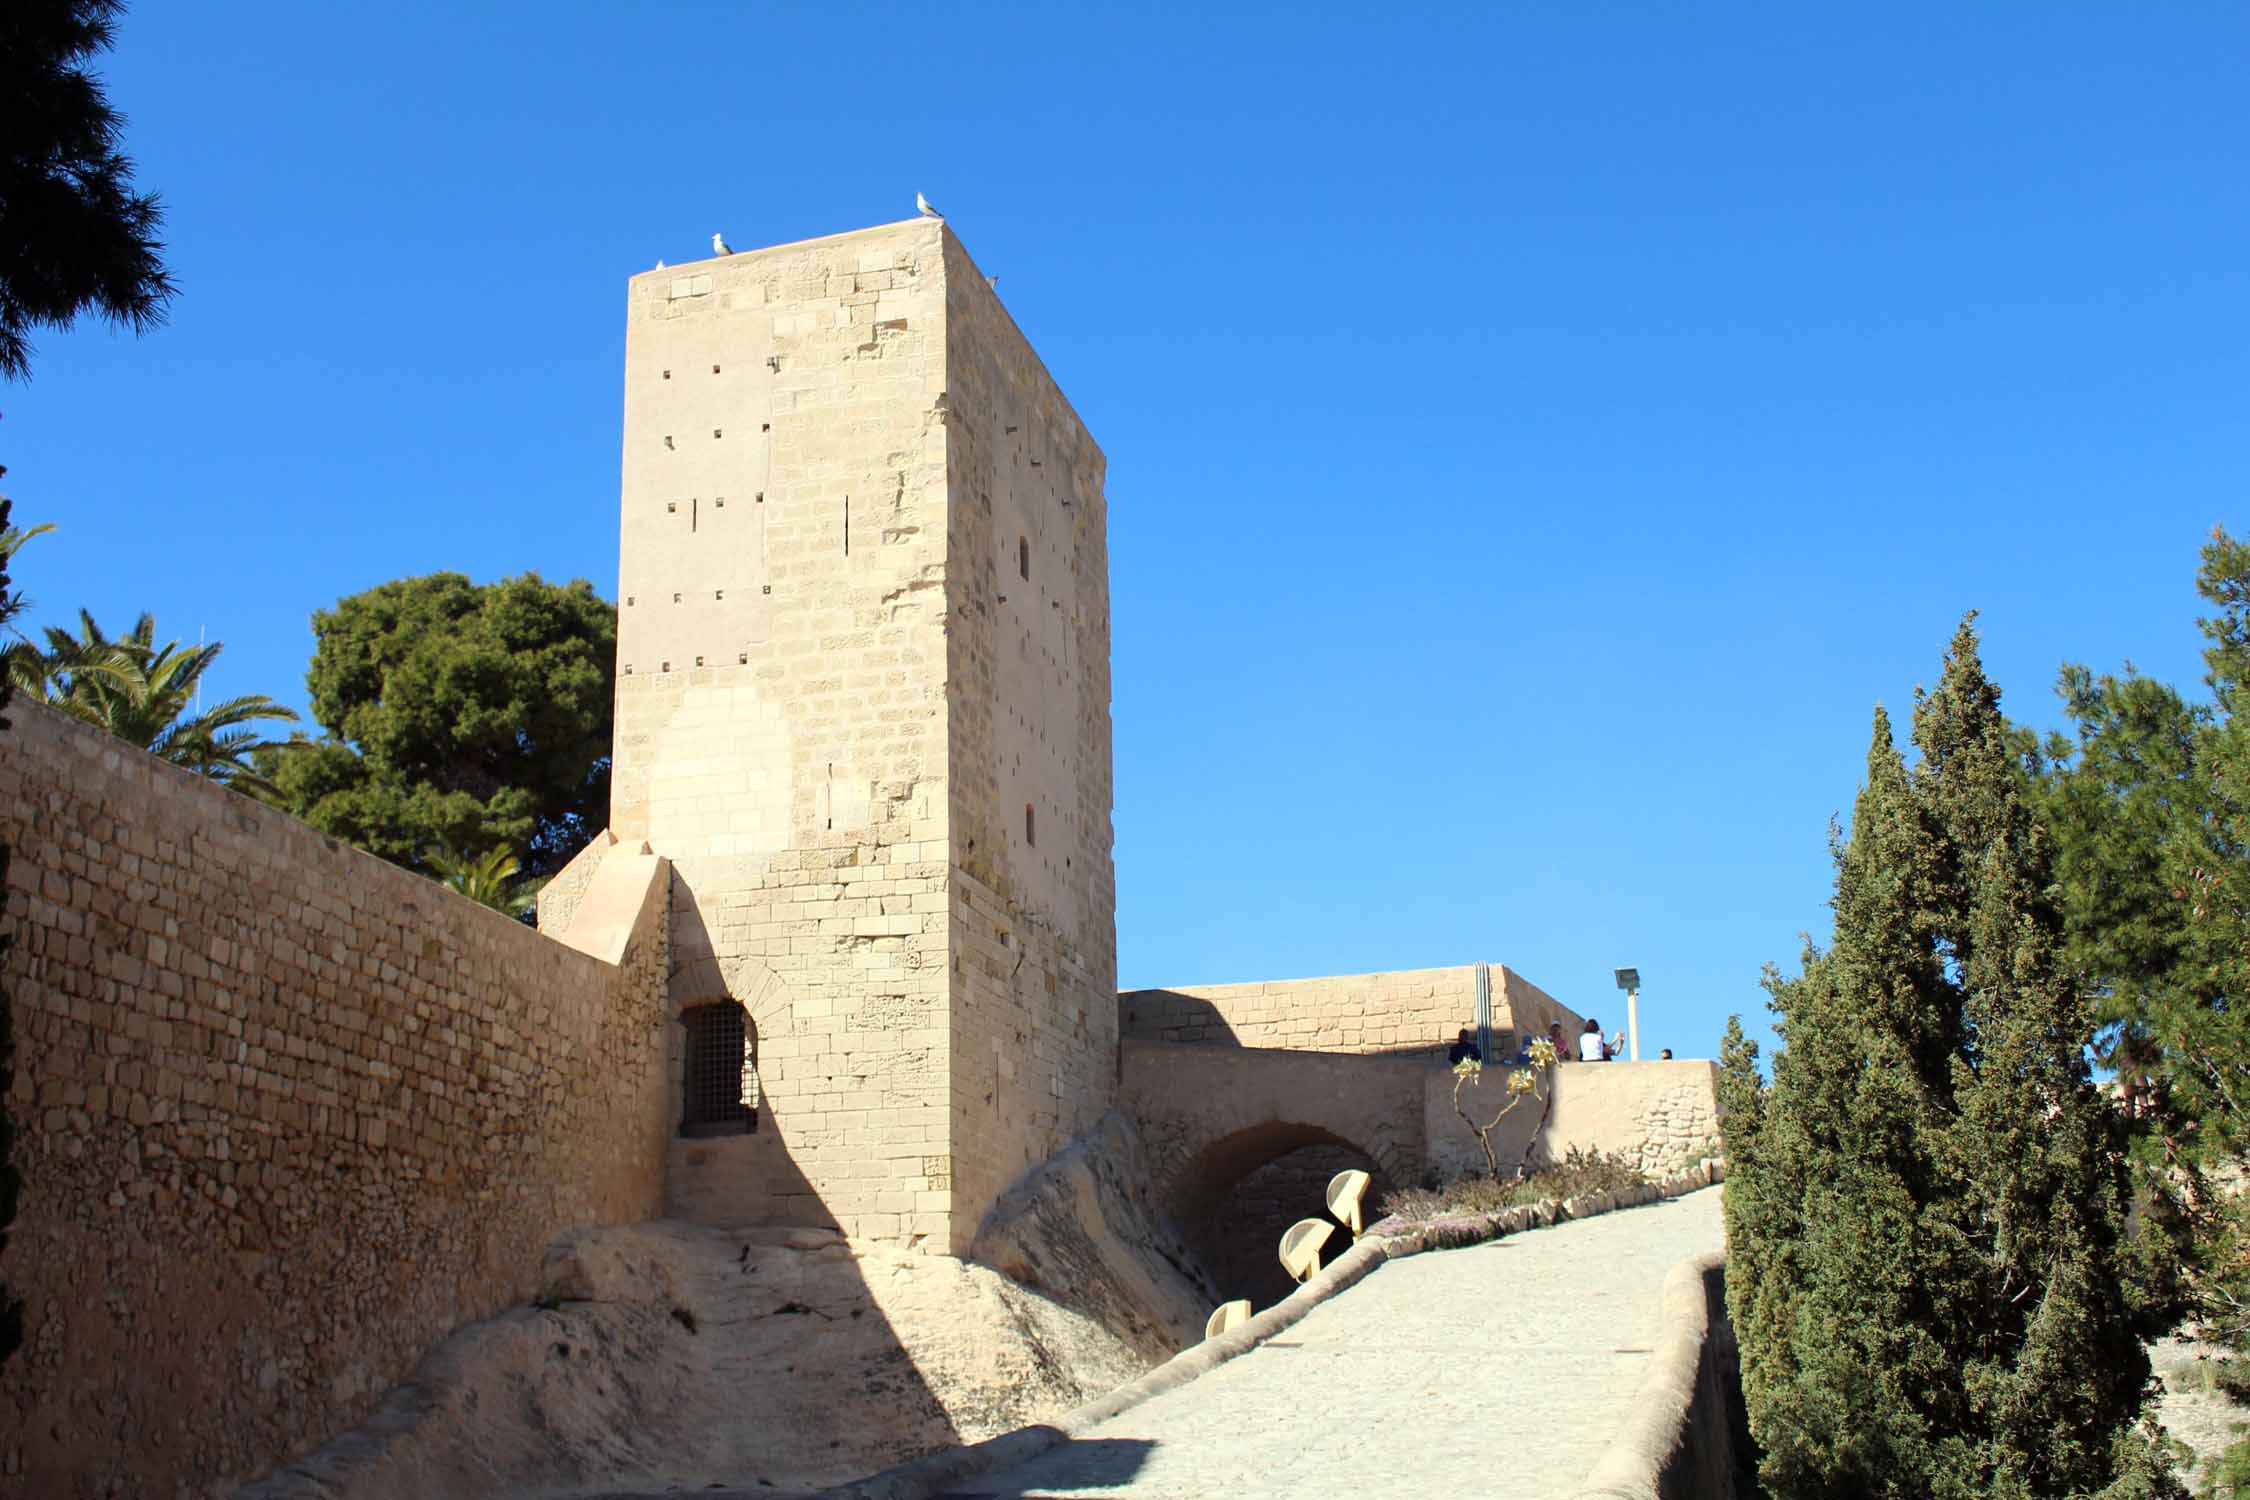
[1613,967,1642,1062]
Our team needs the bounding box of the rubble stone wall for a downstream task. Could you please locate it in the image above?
[1427,1059,1724,1181]
[0,702,671,1498]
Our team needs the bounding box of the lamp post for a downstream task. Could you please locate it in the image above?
[1613,967,1641,1062]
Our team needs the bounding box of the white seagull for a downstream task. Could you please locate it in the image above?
[712,232,733,255]
[916,192,944,220]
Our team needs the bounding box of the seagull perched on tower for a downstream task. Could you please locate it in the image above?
[712,232,732,255]
[916,191,943,221]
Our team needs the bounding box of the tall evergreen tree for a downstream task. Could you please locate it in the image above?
[1726,619,2175,1500]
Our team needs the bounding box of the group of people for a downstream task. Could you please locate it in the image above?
[1448,1021,1676,1065]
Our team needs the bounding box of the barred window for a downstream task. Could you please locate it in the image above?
[680,1002,757,1137]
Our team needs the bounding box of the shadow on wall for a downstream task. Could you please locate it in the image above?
[1213,1138,1387,1308]
[1118,989,1246,1047]
[1118,986,1486,1059]
[662,881,844,1232]
[1166,1120,1388,1305]
[242,884,972,1498]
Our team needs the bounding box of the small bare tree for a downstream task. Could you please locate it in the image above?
[1451,1037,1559,1181]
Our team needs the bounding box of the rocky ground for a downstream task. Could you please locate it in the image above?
[240,1220,1153,1499]
[2152,1332,2249,1491]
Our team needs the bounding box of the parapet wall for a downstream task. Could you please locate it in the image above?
[0,702,673,1499]
[1429,1059,1724,1180]
[1573,1250,1754,1500]
[1119,963,1584,1057]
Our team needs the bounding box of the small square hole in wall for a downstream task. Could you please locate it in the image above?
[672,592,682,603]
[761,422,771,433]
[623,664,634,674]
[714,497,725,508]
[695,655,704,667]
[661,660,671,672]
[713,428,723,439]
[762,585,771,595]
[712,364,721,374]
[662,369,671,380]
[626,595,636,606]
[666,502,677,513]
[755,492,764,503]
[715,589,725,600]
[737,652,747,664]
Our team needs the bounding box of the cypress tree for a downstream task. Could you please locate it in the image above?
[1725,619,2176,1500]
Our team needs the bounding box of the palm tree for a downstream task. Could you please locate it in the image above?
[7,610,298,793]
[0,517,52,630]
[425,845,536,919]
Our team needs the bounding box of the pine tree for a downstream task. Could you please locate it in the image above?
[1726,619,2177,1500]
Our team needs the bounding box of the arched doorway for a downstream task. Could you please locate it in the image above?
[1169,1122,1394,1308]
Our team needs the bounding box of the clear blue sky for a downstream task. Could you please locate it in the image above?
[7,4,2245,1060]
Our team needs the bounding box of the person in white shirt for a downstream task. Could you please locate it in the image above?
[1578,1018,1628,1061]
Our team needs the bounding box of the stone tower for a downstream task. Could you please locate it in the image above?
[607,217,1116,1252]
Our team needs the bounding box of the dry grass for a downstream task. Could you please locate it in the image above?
[1377,1147,1648,1225]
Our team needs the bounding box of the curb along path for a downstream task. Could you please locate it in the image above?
[919,1186,1727,1500]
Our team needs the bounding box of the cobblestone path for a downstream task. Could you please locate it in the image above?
[958,1186,1726,1500]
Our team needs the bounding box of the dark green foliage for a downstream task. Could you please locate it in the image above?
[1726,620,2174,1500]
[261,572,614,880]
[0,1,175,381]
[8,608,298,790]
[2028,528,2250,1354]
[0,494,26,1365]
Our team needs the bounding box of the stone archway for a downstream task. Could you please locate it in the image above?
[1118,1041,1433,1303]
[1175,1121,1395,1307]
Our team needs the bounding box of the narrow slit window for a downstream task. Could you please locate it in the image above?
[1025,803,1036,847]
[1018,536,1030,581]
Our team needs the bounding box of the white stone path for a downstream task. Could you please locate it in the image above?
[954,1187,1726,1500]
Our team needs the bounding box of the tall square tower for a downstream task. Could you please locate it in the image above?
[609,218,1116,1252]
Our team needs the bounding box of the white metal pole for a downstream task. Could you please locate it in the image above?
[1628,988,1640,1061]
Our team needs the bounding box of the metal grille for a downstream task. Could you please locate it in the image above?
[680,1003,755,1137]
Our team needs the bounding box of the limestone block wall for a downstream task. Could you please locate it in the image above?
[940,230,1117,1250]
[1426,1059,1723,1181]
[610,219,957,1244]
[0,701,672,1499]
[1119,963,1583,1058]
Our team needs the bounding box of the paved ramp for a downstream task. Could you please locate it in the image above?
[962,1186,1727,1499]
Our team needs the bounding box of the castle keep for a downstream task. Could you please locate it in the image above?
[588,217,1117,1251]
[0,216,1722,1497]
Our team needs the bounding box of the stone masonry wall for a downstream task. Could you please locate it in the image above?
[610,219,957,1245]
[0,702,671,1498]
[1426,1059,1723,1181]
[1119,963,1584,1058]
[940,229,1117,1251]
